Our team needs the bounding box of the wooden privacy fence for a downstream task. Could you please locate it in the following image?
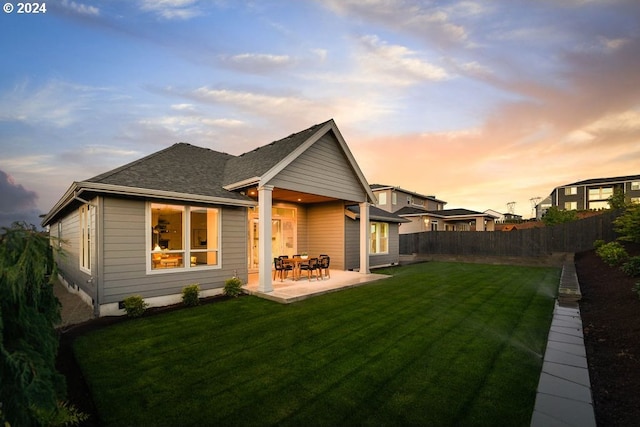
[400,211,620,257]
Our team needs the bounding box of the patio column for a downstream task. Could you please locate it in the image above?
[258,185,274,292]
[359,201,370,274]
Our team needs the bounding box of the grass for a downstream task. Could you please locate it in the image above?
[74,262,559,427]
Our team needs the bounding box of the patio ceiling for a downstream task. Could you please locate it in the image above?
[244,187,338,204]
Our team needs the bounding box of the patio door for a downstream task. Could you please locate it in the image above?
[248,207,297,270]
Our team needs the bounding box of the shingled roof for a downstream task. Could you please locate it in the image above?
[87,143,249,201]
[395,206,493,218]
[562,174,640,187]
[42,119,374,226]
[223,120,330,186]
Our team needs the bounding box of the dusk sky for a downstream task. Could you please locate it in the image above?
[1,0,639,227]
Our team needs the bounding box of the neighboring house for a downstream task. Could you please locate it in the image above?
[503,213,523,222]
[484,209,505,222]
[537,174,640,217]
[371,185,496,233]
[42,120,401,316]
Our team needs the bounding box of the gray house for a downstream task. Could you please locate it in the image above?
[537,174,640,218]
[42,120,402,316]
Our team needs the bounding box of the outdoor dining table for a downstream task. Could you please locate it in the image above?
[281,257,314,281]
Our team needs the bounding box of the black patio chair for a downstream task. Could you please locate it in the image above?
[299,257,321,281]
[273,257,292,281]
[319,255,330,279]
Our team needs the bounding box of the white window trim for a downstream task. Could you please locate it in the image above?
[79,204,91,274]
[370,221,389,255]
[146,202,222,274]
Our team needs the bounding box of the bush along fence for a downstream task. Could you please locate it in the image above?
[400,210,620,257]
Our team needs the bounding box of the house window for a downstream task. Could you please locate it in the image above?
[588,187,613,201]
[79,204,91,273]
[631,197,640,204]
[57,221,62,248]
[377,192,387,205]
[370,222,388,254]
[149,203,220,271]
[564,201,577,210]
[631,181,640,191]
[392,192,397,205]
[190,207,219,267]
[564,187,577,196]
[431,220,438,231]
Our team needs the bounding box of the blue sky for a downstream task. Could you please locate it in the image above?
[1,0,639,227]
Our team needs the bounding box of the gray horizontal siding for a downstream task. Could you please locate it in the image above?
[306,201,345,270]
[53,200,97,301]
[268,133,366,203]
[345,218,401,270]
[100,198,247,304]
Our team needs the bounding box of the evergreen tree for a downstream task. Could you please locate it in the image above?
[0,222,64,426]
[614,203,640,244]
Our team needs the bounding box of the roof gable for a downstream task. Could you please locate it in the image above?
[223,121,329,186]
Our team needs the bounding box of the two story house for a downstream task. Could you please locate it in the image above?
[537,174,640,217]
[371,185,496,233]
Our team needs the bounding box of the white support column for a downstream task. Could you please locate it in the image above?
[258,185,274,292]
[359,201,370,274]
[475,217,483,231]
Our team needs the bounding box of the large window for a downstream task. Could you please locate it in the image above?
[588,187,613,201]
[79,204,91,272]
[564,201,577,210]
[377,192,387,205]
[370,222,389,254]
[564,187,577,196]
[149,203,220,271]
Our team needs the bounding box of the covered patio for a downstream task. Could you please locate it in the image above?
[244,270,389,304]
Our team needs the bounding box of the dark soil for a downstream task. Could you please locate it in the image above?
[577,243,640,427]
[56,252,640,427]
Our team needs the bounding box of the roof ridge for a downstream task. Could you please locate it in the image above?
[237,119,332,157]
[87,143,185,183]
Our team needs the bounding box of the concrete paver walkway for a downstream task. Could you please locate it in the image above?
[530,259,596,427]
[53,278,94,329]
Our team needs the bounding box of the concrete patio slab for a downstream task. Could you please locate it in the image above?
[243,270,390,303]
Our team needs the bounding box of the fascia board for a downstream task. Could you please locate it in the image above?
[78,181,257,207]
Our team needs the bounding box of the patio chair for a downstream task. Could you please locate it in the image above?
[273,257,292,281]
[299,257,321,281]
[319,255,330,279]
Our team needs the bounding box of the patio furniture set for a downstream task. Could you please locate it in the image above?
[273,255,331,281]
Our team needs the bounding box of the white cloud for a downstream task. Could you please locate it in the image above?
[0,80,107,128]
[139,0,201,20]
[60,0,99,16]
[218,53,295,72]
[320,0,469,46]
[355,35,449,85]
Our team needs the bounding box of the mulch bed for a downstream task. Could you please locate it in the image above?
[57,254,640,427]
[577,243,640,427]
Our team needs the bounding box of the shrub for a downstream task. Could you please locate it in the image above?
[632,282,640,300]
[614,203,640,244]
[182,284,201,307]
[122,295,148,317]
[593,239,606,250]
[621,256,640,277]
[223,277,243,298]
[595,241,629,267]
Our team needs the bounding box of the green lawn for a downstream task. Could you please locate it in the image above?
[74,262,559,427]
